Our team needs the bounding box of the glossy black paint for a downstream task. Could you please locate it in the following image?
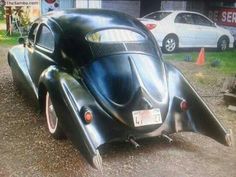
[8,9,232,169]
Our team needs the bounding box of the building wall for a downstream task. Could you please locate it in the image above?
[75,0,101,8]
[186,1,206,14]
[161,1,187,11]
[102,0,140,18]
[60,0,75,10]
[140,0,161,17]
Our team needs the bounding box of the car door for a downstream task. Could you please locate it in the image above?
[174,13,199,47]
[27,24,56,87]
[192,14,218,47]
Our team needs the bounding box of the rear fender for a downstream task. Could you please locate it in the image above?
[165,63,232,146]
[39,65,104,168]
[8,46,38,106]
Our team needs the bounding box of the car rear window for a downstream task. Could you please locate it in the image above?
[86,29,145,43]
[143,12,171,21]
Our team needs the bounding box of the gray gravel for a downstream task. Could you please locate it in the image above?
[0,46,236,177]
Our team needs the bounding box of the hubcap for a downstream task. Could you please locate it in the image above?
[46,92,58,134]
[221,39,227,50]
[165,38,176,52]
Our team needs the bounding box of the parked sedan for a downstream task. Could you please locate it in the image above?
[139,11,234,53]
[8,9,232,170]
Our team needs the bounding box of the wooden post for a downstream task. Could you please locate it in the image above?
[5,6,12,36]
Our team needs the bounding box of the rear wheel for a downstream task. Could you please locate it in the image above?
[217,36,229,51]
[45,92,65,139]
[162,35,178,53]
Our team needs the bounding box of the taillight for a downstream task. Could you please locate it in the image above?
[145,24,156,30]
[180,100,189,111]
[84,110,93,123]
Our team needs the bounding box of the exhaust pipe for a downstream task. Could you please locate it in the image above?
[128,137,140,148]
[162,133,173,143]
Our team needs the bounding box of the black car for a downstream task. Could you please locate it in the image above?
[8,9,232,169]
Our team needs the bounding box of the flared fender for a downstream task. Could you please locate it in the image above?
[8,46,38,104]
[39,66,104,169]
[165,63,232,146]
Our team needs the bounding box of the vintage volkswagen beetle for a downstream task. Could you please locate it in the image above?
[8,9,232,169]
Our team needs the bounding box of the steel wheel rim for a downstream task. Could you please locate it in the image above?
[221,39,227,50]
[46,92,58,134]
[165,38,176,52]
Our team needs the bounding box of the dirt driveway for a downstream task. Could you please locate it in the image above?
[0,46,235,177]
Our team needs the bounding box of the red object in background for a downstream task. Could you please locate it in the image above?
[196,48,205,66]
[45,0,56,4]
[208,8,236,27]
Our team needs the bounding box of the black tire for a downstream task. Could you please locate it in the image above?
[45,92,65,139]
[217,36,229,51]
[162,35,178,53]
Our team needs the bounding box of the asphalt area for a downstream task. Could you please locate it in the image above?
[0,46,235,177]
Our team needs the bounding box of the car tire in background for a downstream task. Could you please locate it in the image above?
[217,36,229,51]
[162,34,178,53]
[45,92,65,139]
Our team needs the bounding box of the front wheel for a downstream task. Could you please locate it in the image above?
[162,35,178,53]
[217,37,229,51]
[45,92,65,139]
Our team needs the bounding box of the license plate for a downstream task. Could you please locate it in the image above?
[132,109,162,127]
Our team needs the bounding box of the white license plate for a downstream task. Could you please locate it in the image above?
[132,109,162,127]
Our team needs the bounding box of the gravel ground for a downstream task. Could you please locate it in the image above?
[0,46,235,177]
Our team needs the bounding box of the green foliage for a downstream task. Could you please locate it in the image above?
[163,49,236,74]
[0,6,4,20]
[0,29,20,46]
[13,7,31,31]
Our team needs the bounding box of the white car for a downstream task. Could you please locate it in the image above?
[139,11,234,53]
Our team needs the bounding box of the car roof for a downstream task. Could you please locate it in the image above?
[42,9,146,36]
[147,10,205,16]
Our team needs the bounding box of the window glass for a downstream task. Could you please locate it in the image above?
[36,26,54,51]
[193,14,214,27]
[86,29,145,43]
[28,23,38,42]
[175,13,194,24]
[143,12,171,21]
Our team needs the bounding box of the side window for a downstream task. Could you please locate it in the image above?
[193,14,214,27]
[175,13,194,25]
[36,25,55,51]
[28,23,38,43]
